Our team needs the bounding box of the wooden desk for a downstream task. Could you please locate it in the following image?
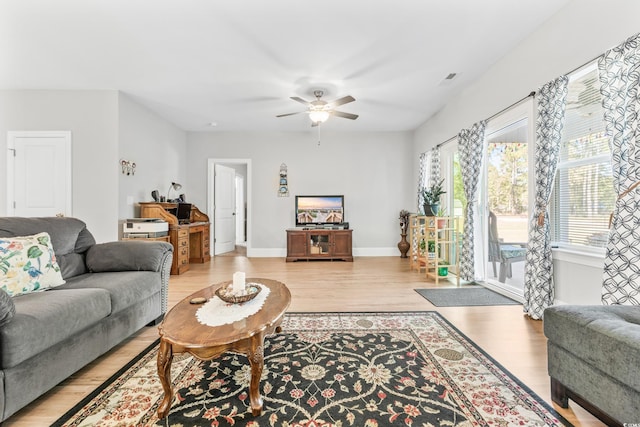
[139,202,210,275]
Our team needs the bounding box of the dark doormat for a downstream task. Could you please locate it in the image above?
[415,286,521,307]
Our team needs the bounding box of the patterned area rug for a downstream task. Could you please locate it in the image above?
[53,312,568,426]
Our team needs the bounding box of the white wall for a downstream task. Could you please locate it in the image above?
[118,93,187,221]
[412,0,640,304]
[0,90,119,242]
[187,131,414,256]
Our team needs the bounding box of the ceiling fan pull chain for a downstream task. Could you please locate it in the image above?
[317,124,321,146]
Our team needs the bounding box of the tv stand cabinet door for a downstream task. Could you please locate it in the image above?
[286,230,308,261]
[332,230,353,261]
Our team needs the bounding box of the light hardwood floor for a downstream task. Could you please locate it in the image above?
[6,253,603,426]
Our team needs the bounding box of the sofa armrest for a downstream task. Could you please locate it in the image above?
[86,241,173,313]
[86,241,173,272]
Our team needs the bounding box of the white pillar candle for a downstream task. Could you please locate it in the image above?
[232,272,245,293]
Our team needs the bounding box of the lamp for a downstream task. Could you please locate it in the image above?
[167,182,182,201]
[309,110,330,124]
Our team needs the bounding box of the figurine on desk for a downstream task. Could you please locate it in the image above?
[138,201,210,275]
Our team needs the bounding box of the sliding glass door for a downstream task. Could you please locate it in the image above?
[482,102,534,294]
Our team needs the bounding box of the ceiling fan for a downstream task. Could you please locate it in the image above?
[277,90,359,126]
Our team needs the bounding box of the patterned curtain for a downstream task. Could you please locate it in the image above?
[417,152,428,211]
[599,33,640,305]
[430,146,441,186]
[417,147,442,214]
[523,76,568,320]
[458,121,486,281]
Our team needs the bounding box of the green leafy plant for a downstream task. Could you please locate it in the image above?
[422,179,446,205]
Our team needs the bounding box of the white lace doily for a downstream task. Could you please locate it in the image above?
[195,283,271,327]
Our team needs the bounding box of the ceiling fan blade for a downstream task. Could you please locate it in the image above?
[276,112,303,117]
[332,110,359,120]
[330,95,355,107]
[290,96,310,106]
[311,121,319,127]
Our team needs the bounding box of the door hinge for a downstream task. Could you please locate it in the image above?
[8,148,16,157]
[13,201,16,209]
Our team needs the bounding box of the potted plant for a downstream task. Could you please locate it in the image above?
[427,240,436,259]
[422,179,446,216]
[436,207,448,229]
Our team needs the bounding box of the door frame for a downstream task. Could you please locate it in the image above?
[207,158,252,257]
[481,99,535,299]
[6,130,72,216]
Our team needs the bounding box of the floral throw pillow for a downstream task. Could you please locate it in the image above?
[0,232,65,297]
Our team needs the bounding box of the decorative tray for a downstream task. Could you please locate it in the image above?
[215,283,262,304]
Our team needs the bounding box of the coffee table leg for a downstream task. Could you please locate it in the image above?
[248,335,265,416]
[157,339,174,419]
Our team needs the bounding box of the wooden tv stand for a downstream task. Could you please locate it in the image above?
[139,202,210,275]
[286,228,353,262]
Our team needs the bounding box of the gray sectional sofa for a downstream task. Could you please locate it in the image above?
[0,217,173,422]
[544,305,640,426]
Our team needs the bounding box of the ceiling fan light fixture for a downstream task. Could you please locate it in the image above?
[309,110,330,123]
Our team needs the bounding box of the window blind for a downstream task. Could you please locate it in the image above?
[552,64,614,249]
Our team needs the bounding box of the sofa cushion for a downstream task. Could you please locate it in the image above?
[0,288,111,369]
[544,305,640,391]
[0,217,96,279]
[0,288,15,326]
[58,271,161,314]
[0,232,65,296]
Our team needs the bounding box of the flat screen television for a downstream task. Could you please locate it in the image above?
[295,195,344,226]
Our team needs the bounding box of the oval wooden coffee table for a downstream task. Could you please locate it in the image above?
[156,278,291,419]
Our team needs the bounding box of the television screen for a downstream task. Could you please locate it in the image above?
[295,195,344,226]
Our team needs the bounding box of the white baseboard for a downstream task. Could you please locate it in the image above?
[243,247,399,258]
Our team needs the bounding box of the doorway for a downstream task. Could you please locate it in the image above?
[482,101,534,296]
[207,159,251,257]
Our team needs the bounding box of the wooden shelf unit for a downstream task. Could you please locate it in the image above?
[139,202,210,275]
[409,215,460,285]
[286,228,353,262]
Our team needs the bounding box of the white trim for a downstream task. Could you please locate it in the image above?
[552,247,605,268]
[353,247,399,257]
[248,247,399,258]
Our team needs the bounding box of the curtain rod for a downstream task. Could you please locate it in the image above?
[435,91,535,149]
[434,52,605,149]
[565,52,604,77]
[485,91,536,123]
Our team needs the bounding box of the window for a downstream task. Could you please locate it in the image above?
[551,64,614,250]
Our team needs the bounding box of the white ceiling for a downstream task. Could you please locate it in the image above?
[1,0,570,133]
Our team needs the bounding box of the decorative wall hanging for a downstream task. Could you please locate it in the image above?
[120,159,136,175]
[278,163,289,197]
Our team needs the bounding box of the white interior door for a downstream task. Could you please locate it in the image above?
[235,174,245,243]
[7,131,72,217]
[214,164,236,254]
